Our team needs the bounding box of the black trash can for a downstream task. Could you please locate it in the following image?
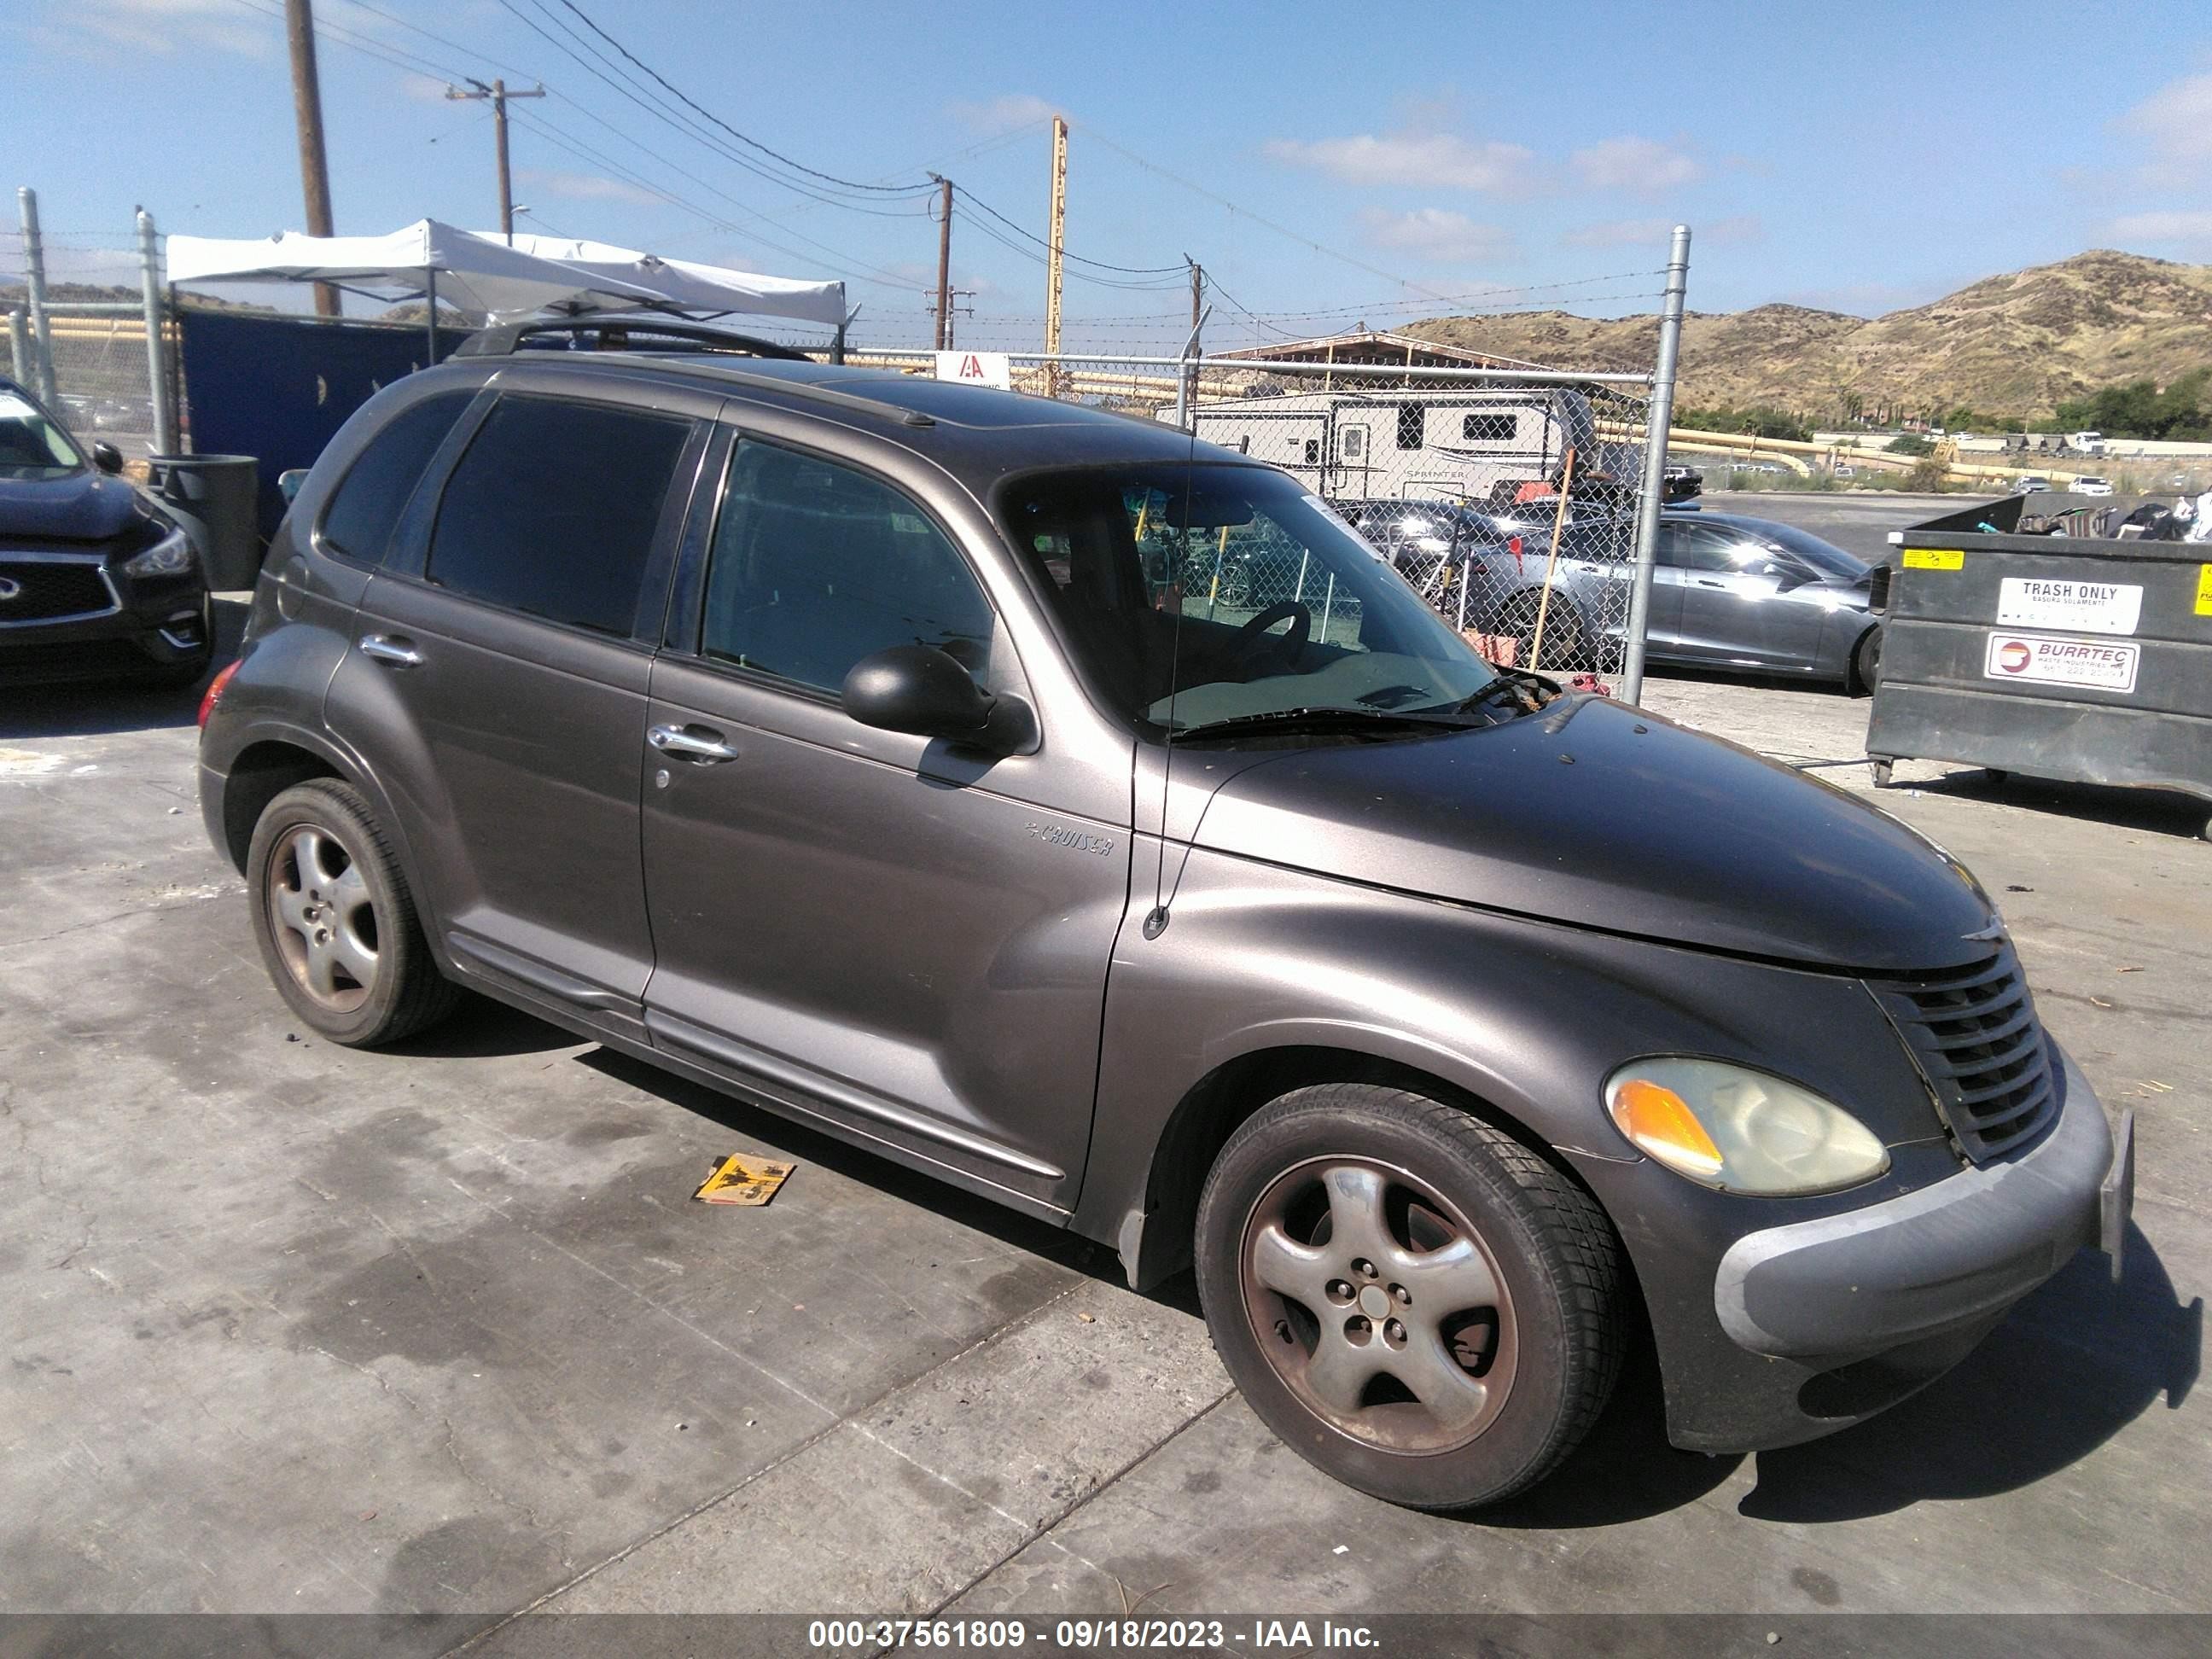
[148,454,262,591]
[1866,491,2212,830]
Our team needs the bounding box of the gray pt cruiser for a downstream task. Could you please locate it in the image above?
[198,339,2132,1510]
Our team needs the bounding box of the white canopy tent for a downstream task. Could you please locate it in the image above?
[165,218,849,358]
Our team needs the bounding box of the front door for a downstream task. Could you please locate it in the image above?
[328,388,702,1033]
[638,436,1127,1210]
[1669,521,1829,669]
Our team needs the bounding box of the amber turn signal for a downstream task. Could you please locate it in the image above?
[1609,1078,1725,1179]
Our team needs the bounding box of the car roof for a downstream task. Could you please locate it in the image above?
[424,351,1258,487]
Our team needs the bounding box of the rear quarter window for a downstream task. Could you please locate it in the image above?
[424,395,692,636]
[317,391,475,566]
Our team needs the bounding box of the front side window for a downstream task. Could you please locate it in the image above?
[0,387,84,477]
[1000,463,1497,736]
[425,396,690,635]
[700,440,995,695]
[320,390,474,565]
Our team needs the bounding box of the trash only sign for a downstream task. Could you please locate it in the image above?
[934,351,1012,389]
[1995,576,2142,635]
[1983,632,2140,693]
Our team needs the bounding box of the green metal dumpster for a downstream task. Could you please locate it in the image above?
[1866,492,2212,831]
[148,453,262,591]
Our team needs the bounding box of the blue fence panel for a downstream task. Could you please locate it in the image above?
[178,309,471,538]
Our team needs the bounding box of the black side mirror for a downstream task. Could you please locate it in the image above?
[91,442,123,474]
[841,644,1032,753]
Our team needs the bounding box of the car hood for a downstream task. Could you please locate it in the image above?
[0,469,141,543]
[1192,696,1998,972]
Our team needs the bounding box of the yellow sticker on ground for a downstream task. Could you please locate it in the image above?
[1901,547,1965,570]
[2196,563,2212,616]
[694,1154,795,1207]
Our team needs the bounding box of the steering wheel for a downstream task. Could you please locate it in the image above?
[1229,601,1312,672]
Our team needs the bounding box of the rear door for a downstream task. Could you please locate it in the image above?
[326,380,709,1038]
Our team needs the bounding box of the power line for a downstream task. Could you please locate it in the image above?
[547,0,934,197]
[954,183,1185,276]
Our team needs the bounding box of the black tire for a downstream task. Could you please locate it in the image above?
[1848,626,1883,696]
[1496,590,1584,672]
[1196,1083,1624,1511]
[246,778,459,1047]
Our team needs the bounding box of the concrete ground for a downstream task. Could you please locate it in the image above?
[2,606,2204,1645]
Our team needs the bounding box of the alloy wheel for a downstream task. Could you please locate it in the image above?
[1238,1156,1518,1453]
[265,824,379,1014]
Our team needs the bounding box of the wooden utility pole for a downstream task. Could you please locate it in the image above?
[1185,258,1202,416]
[447,78,546,243]
[1044,115,1068,392]
[282,0,341,317]
[929,174,952,352]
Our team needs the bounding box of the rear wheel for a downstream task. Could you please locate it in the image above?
[1496,590,1585,672]
[1848,626,1883,696]
[247,779,459,1046]
[1196,1083,1625,1510]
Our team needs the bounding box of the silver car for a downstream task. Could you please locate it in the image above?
[1648,511,1883,690]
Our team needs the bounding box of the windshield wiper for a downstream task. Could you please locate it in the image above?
[1175,705,1469,740]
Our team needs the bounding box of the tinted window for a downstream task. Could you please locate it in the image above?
[426,396,690,634]
[320,392,473,565]
[1395,405,1424,450]
[1461,414,1517,442]
[700,441,994,694]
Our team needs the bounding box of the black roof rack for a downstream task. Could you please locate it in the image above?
[452,313,812,362]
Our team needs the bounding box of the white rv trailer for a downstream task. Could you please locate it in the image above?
[1179,385,1606,503]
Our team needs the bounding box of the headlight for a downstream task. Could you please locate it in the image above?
[123,527,195,578]
[1604,1057,1889,1196]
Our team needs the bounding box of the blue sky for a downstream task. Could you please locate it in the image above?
[11,0,2212,351]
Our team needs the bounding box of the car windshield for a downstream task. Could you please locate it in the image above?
[0,388,86,478]
[1000,463,1502,736]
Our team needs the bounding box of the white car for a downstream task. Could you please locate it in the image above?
[2073,476,2115,497]
[2011,474,2052,494]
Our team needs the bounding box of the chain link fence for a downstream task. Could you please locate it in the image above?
[7,208,176,460]
[842,348,1657,678]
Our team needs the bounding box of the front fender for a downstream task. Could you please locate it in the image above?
[1072,844,1954,1296]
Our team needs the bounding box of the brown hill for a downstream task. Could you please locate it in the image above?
[1404,251,2212,420]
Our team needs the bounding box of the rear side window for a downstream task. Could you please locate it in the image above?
[426,396,690,635]
[319,391,473,565]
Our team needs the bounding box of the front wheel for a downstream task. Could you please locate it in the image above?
[246,779,459,1046]
[1196,1084,1625,1510]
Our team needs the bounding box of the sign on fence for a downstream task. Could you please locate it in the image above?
[934,351,1012,389]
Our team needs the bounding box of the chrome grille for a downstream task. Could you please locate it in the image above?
[0,558,114,624]
[1868,946,2058,1163]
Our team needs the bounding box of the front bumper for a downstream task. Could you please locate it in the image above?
[0,573,211,684]
[1660,1044,2128,1452]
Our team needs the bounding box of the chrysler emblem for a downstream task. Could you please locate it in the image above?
[0,578,20,602]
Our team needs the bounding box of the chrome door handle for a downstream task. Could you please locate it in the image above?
[358,633,423,666]
[648,724,738,763]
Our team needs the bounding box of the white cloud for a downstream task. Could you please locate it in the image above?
[2116,73,2212,183]
[1359,208,1516,265]
[1569,137,1702,194]
[951,93,1059,132]
[68,0,275,56]
[515,168,664,208]
[1266,133,1538,195]
[2106,209,2212,248]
